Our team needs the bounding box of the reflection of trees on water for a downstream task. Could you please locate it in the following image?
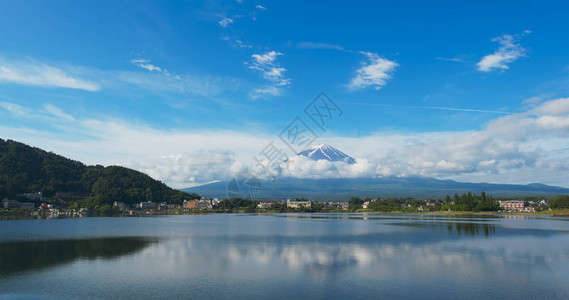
[447,222,496,237]
[0,237,154,276]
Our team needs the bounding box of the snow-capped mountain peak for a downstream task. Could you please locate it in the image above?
[296,144,356,164]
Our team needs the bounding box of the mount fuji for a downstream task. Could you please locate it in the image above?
[296,144,356,164]
[183,146,569,201]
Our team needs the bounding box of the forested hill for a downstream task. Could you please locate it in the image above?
[0,139,197,206]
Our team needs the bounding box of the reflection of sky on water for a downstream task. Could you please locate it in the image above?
[146,230,567,276]
[1,214,569,299]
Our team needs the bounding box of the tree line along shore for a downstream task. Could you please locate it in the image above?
[2,192,569,217]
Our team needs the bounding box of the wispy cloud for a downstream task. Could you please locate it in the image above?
[221,36,253,48]
[0,101,77,124]
[0,54,245,115]
[522,93,555,109]
[115,70,242,97]
[348,51,398,90]
[249,86,281,100]
[405,105,512,115]
[0,102,35,118]
[219,17,234,27]
[0,58,100,91]
[477,31,530,72]
[115,57,244,97]
[42,104,75,121]
[249,51,289,85]
[436,57,468,63]
[130,58,168,73]
[249,4,267,20]
[357,102,513,115]
[296,42,348,52]
[247,50,290,99]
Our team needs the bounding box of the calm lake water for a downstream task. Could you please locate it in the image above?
[1,214,569,299]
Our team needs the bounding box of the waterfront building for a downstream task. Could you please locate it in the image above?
[195,198,212,209]
[499,200,527,212]
[2,198,20,209]
[257,200,277,209]
[139,201,157,210]
[167,204,181,210]
[2,198,36,209]
[184,197,213,209]
[287,199,311,209]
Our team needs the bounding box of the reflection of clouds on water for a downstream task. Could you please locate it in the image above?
[278,244,372,272]
[2,216,569,299]
[131,228,569,284]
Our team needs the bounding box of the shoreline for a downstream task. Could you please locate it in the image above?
[2,209,569,220]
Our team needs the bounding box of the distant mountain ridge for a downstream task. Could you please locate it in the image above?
[296,144,356,164]
[183,176,569,201]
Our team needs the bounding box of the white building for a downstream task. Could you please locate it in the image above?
[287,199,311,209]
[257,200,277,209]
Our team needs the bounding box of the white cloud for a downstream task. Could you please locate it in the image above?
[249,5,267,20]
[249,51,290,86]
[119,57,244,96]
[0,102,35,118]
[0,101,75,123]
[263,97,569,186]
[477,32,529,72]
[130,58,168,73]
[349,51,398,90]
[276,156,374,179]
[0,58,100,91]
[530,97,569,116]
[233,39,252,48]
[114,69,243,97]
[250,86,281,100]
[219,17,234,27]
[133,150,247,188]
[0,55,241,98]
[2,97,569,188]
[42,104,75,122]
[0,103,272,188]
[522,95,551,108]
[222,36,253,48]
[251,51,279,66]
[248,51,290,99]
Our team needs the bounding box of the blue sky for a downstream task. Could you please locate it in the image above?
[1,0,569,188]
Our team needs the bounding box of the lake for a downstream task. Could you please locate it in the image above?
[1,214,569,299]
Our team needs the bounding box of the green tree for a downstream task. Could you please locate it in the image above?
[549,195,569,209]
